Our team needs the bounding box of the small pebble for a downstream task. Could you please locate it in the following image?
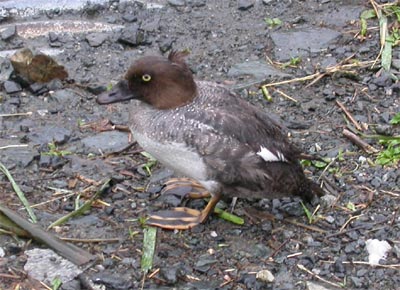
[256,269,274,283]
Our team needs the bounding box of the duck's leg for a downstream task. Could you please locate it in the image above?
[161,178,210,200]
[147,178,221,230]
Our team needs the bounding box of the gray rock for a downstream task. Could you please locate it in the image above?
[122,13,137,23]
[188,0,206,7]
[29,126,72,146]
[118,25,148,46]
[3,80,22,94]
[49,89,80,112]
[38,155,66,169]
[47,79,63,91]
[228,60,290,82]
[253,243,271,258]
[86,33,108,47]
[194,254,218,273]
[24,249,82,284]
[29,83,48,95]
[1,25,16,40]
[280,201,304,216]
[316,5,363,27]
[92,271,133,290]
[306,281,332,290]
[349,276,363,288]
[0,146,38,167]
[271,28,341,61]
[0,57,13,81]
[238,0,255,10]
[392,59,400,70]
[0,7,10,22]
[159,264,183,284]
[256,269,274,283]
[159,36,175,53]
[81,131,129,154]
[371,72,392,87]
[168,0,186,7]
[48,31,59,42]
[320,194,336,208]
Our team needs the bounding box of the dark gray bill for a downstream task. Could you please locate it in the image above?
[97,80,134,104]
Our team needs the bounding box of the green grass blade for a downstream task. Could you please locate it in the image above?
[141,227,157,274]
[47,178,112,229]
[214,207,244,225]
[0,161,37,223]
[382,40,392,71]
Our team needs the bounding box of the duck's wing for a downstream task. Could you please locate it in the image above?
[180,86,318,198]
[186,87,303,164]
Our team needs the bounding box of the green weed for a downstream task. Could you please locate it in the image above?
[265,17,282,27]
[43,142,72,157]
[375,113,400,166]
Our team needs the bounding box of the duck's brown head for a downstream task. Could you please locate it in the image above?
[97,51,197,109]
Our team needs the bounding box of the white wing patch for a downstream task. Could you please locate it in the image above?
[257,146,286,162]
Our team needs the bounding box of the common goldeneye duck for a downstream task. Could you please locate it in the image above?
[97,51,323,230]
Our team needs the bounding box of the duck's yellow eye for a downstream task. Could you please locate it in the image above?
[142,74,151,82]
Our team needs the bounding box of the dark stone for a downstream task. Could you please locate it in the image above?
[39,155,66,169]
[103,258,114,268]
[83,2,102,16]
[188,0,206,7]
[350,276,363,288]
[1,25,16,40]
[47,79,64,91]
[39,154,51,167]
[3,80,22,94]
[0,57,13,81]
[253,244,271,258]
[86,85,107,95]
[194,254,218,273]
[238,0,255,10]
[105,206,115,215]
[122,13,137,23]
[168,0,186,6]
[29,126,72,146]
[159,37,175,53]
[375,124,393,136]
[29,83,49,95]
[371,177,381,188]
[280,201,304,216]
[118,25,148,46]
[6,97,20,107]
[86,33,108,47]
[159,264,183,285]
[92,272,133,290]
[371,72,392,87]
[9,72,31,88]
[111,192,124,201]
[48,32,59,42]
[7,244,22,255]
[0,8,10,22]
[61,279,81,290]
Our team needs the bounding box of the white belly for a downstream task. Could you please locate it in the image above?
[132,131,209,184]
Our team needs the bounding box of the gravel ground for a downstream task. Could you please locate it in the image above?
[0,0,399,289]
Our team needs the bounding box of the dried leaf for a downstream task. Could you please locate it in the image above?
[10,48,68,83]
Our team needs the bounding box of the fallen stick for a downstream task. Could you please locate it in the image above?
[0,204,95,266]
[343,128,378,154]
[336,100,363,131]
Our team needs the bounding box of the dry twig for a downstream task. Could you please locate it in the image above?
[336,100,363,131]
[343,128,379,154]
[297,264,343,288]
